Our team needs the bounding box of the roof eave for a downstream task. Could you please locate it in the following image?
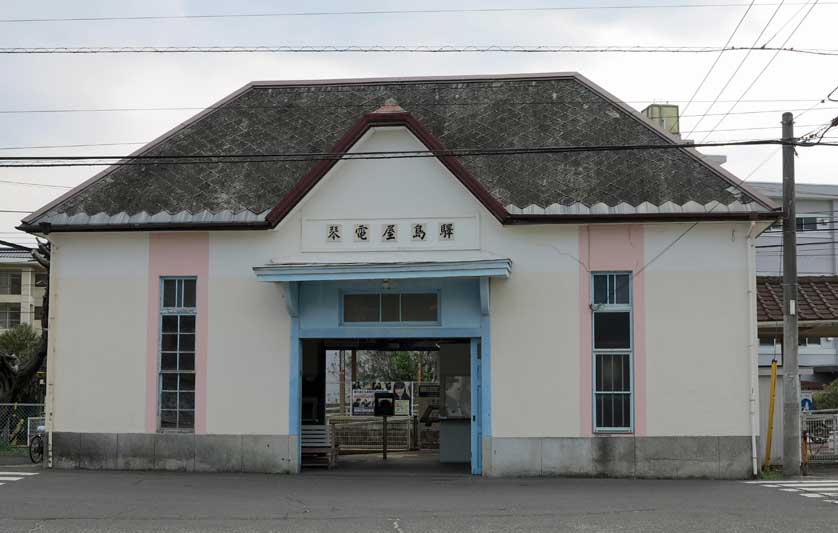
[17,220,271,234]
[504,210,779,224]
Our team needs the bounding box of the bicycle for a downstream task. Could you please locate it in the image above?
[28,425,45,464]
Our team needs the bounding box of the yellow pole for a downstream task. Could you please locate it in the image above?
[763,359,778,470]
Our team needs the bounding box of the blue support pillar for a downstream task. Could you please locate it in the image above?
[285,282,301,439]
[470,337,482,475]
[479,277,492,475]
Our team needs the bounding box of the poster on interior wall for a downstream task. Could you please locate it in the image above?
[444,376,470,418]
[351,381,414,416]
[351,389,375,415]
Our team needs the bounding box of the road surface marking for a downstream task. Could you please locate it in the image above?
[764,480,838,484]
[747,479,838,484]
[746,479,838,506]
[766,484,838,489]
[0,472,38,488]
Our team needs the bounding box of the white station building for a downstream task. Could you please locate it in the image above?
[20,73,779,477]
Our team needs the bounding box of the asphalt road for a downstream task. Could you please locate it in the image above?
[0,465,836,532]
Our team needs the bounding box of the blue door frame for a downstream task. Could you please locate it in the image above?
[284,278,491,475]
[470,338,483,475]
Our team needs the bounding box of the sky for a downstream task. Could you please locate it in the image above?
[1,0,836,246]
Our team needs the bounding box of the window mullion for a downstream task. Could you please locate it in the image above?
[159,277,197,432]
[592,271,633,433]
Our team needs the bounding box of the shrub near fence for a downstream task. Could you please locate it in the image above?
[0,403,44,447]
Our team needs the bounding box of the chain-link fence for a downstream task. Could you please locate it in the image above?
[804,410,838,464]
[329,416,414,452]
[0,403,44,447]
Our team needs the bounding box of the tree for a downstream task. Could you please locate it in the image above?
[813,379,838,410]
[0,239,49,404]
[355,351,437,383]
[0,324,45,403]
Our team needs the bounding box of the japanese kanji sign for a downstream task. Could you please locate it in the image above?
[327,222,454,244]
[302,216,477,252]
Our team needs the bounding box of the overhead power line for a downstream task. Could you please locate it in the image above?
[8,132,824,159]
[1,120,832,153]
[680,0,756,116]
[757,241,838,248]
[760,0,813,46]
[0,141,145,150]
[691,122,821,132]
[686,0,788,137]
[0,138,834,169]
[1,102,834,116]
[697,0,821,142]
[0,179,72,189]
[0,45,836,55]
[2,3,836,23]
[742,90,833,179]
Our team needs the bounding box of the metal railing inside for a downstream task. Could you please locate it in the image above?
[328,416,413,452]
[804,409,838,464]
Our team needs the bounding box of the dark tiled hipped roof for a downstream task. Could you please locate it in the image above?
[757,276,838,322]
[22,73,777,230]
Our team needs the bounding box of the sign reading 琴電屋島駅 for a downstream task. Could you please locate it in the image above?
[301,216,479,252]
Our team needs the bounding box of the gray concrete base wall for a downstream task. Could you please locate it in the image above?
[486,436,753,479]
[51,432,299,473]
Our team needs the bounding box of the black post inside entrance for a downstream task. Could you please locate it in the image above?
[374,390,395,461]
[382,415,388,460]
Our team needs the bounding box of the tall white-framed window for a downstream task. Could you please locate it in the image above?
[159,277,197,431]
[591,272,633,432]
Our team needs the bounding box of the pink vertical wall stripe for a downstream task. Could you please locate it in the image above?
[146,233,210,434]
[578,225,646,436]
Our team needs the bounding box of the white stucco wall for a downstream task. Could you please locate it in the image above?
[643,223,753,436]
[206,232,291,434]
[49,233,149,433]
[486,226,581,438]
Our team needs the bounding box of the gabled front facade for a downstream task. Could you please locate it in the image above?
[23,73,778,478]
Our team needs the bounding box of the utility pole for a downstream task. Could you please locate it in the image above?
[782,111,801,477]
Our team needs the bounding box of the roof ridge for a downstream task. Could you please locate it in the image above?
[248,72,580,88]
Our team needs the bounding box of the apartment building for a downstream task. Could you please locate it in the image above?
[0,245,47,332]
[751,182,838,378]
